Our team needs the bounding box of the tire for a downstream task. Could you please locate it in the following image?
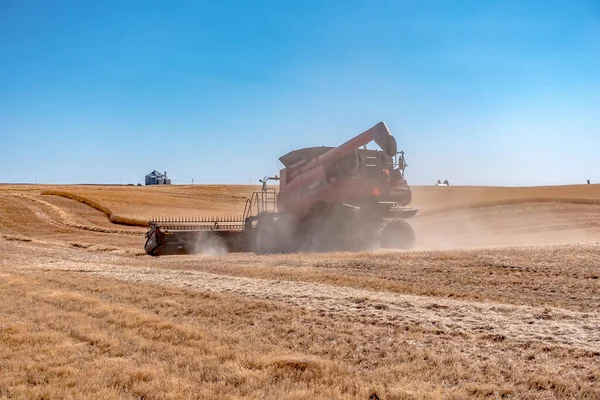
[253,215,296,254]
[253,218,276,254]
[380,220,416,250]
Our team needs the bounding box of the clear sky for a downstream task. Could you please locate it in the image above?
[1,0,598,186]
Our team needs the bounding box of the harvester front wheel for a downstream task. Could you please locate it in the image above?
[252,215,296,254]
[381,220,416,250]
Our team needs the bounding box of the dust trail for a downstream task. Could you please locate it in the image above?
[190,232,228,256]
[412,202,600,250]
[5,247,599,353]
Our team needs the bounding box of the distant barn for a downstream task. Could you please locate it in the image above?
[145,170,172,185]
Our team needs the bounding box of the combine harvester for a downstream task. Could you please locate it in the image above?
[145,122,418,255]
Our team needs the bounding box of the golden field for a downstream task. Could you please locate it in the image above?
[0,184,599,399]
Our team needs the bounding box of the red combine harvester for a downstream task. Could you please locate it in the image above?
[144,122,418,255]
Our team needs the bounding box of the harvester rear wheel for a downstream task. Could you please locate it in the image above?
[380,220,416,250]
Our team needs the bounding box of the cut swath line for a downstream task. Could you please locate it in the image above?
[14,193,143,236]
[40,190,148,227]
[15,256,600,354]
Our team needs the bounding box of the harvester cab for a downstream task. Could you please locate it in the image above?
[144,121,418,256]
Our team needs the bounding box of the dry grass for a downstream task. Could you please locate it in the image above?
[17,192,143,233]
[40,184,261,222]
[40,190,148,227]
[0,191,143,250]
[0,183,600,398]
[412,184,600,215]
[1,240,599,399]
[0,272,366,399]
[4,183,600,223]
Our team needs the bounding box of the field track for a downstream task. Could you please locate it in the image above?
[1,184,599,399]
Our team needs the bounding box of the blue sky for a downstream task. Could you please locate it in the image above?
[1,0,598,185]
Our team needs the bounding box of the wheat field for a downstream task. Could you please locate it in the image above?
[0,184,599,399]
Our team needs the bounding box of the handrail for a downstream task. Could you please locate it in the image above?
[242,188,278,221]
[242,197,253,222]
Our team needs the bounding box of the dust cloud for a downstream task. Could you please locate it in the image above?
[190,232,228,256]
[412,201,600,250]
[183,201,600,255]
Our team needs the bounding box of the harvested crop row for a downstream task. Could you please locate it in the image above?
[14,193,143,235]
[40,190,148,227]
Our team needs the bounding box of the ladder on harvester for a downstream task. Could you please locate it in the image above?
[243,187,278,221]
[242,176,280,224]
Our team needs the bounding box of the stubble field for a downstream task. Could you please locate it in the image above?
[0,184,599,399]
